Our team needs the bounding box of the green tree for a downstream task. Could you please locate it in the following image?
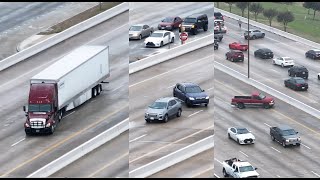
[249,3,264,21]
[303,2,314,15]
[310,2,320,20]
[277,11,294,32]
[263,8,278,26]
[226,2,235,12]
[236,2,249,17]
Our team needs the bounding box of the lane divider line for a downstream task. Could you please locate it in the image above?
[188,110,203,118]
[270,146,281,153]
[311,171,320,177]
[11,138,25,147]
[129,134,147,143]
[239,150,248,157]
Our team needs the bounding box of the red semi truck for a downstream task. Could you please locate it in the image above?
[23,45,110,135]
[231,91,275,109]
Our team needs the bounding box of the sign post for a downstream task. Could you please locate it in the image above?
[179,31,188,45]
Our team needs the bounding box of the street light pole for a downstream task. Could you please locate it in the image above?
[247,2,250,79]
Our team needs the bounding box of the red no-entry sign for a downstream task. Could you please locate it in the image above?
[180,32,188,41]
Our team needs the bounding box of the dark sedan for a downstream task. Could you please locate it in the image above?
[305,49,320,60]
[158,16,183,31]
[226,50,244,62]
[173,82,209,107]
[254,48,274,59]
[284,77,308,91]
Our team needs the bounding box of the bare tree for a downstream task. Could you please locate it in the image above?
[263,8,278,26]
[310,2,320,20]
[236,2,249,17]
[277,11,294,32]
[249,3,264,21]
[226,2,235,12]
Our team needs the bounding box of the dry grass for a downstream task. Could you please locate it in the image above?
[39,2,122,35]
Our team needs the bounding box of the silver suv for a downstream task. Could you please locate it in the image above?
[145,97,182,123]
[244,29,265,40]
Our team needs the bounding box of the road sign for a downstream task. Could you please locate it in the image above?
[180,32,188,41]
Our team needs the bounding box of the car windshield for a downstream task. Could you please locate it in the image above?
[150,32,163,38]
[29,104,51,112]
[237,128,249,134]
[149,102,167,109]
[130,26,142,31]
[185,86,202,93]
[295,79,305,83]
[239,166,255,172]
[283,57,292,61]
[184,18,197,23]
[258,93,266,99]
[162,17,174,22]
[314,50,320,54]
[263,49,271,53]
[282,129,297,136]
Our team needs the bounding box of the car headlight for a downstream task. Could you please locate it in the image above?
[205,96,209,99]
[285,139,289,142]
[145,112,149,116]
[166,25,171,27]
[179,24,181,27]
[189,97,195,100]
[46,122,51,128]
[133,33,138,36]
[192,25,195,28]
[25,122,30,127]
[297,137,301,141]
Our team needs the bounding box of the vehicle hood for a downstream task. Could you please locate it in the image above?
[182,22,195,26]
[239,171,259,178]
[145,37,163,42]
[129,30,141,34]
[237,133,255,140]
[265,97,274,102]
[186,92,208,98]
[159,22,173,26]
[146,108,166,115]
[283,134,299,139]
[28,112,50,119]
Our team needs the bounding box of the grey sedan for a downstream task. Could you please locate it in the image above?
[129,24,154,40]
[145,97,182,123]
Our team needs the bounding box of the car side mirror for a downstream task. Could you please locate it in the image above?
[202,89,205,92]
[23,105,26,112]
[255,167,258,170]
[296,132,298,134]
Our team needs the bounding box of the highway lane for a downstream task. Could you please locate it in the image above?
[149,149,214,178]
[129,45,214,177]
[0,2,98,60]
[215,15,320,111]
[129,2,214,63]
[214,69,320,178]
[0,11,129,177]
[50,131,129,178]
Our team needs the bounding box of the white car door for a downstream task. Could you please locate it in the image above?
[277,57,283,65]
[163,32,170,45]
[230,128,237,141]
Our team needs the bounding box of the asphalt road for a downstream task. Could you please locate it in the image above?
[215,15,320,111]
[129,45,214,177]
[0,11,129,177]
[0,2,98,60]
[214,69,320,178]
[129,2,214,63]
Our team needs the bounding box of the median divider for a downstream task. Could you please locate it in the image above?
[129,34,214,74]
[214,61,320,119]
[0,2,129,72]
[129,135,214,178]
[216,8,320,49]
[27,118,129,178]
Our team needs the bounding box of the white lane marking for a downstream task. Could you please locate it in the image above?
[90,99,97,103]
[264,123,271,127]
[64,111,75,118]
[301,143,311,149]
[239,150,248,157]
[11,138,25,147]
[214,158,223,164]
[112,85,124,92]
[129,55,213,87]
[207,87,214,91]
[311,171,320,177]
[214,173,220,178]
[188,110,203,117]
[191,166,214,178]
[167,84,176,89]
[270,146,281,153]
[0,24,127,89]
[129,134,146,143]
[138,140,171,144]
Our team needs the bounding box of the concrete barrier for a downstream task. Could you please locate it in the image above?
[214,61,320,119]
[0,2,129,72]
[129,135,214,178]
[27,118,129,178]
[215,8,320,49]
[129,34,214,74]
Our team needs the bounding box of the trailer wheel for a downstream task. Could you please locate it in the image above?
[92,87,98,98]
[58,110,63,121]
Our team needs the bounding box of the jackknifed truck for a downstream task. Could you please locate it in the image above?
[23,45,110,135]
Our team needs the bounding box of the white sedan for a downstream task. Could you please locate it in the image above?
[227,127,255,145]
[272,57,294,67]
[144,30,175,48]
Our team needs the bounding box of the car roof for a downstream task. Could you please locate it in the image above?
[214,12,222,15]
[156,97,175,102]
[231,50,243,53]
[311,49,320,52]
[180,82,199,87]
[186,14,206,18]
[278,124,294,130]
[233,161,252,167]
[132,24,145,26]
[259,48,271,51]
[233,127,248,130]
[153,30,169,33]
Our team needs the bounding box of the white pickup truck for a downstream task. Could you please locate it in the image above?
[222,158,260,178]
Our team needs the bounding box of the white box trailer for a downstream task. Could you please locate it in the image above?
[30,45,110,111]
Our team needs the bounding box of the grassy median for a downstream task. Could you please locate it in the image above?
[215,2,320,43]
[39,2,122,35]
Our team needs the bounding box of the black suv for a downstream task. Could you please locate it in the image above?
[214,12,224,21]
[254,48,274,59]
[288,66,308,79]
[180,14,208,35]
[173,82,209,107]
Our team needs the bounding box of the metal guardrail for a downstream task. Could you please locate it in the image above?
[214,61,320,119]
[129,135,214,178]
[27,118,129,178]
[0,2,129,72]
[216,8,320,49]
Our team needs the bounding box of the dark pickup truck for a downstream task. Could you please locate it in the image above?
[270,125,301,147]
[231,92,275,109]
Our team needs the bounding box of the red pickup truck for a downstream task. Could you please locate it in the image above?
[229,42,248,51]
[231,92,275,109]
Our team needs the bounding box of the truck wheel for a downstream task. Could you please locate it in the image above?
[282,141,286,147]
[96,84,102,95]
[58,111,63,121]
[297,143,301,146]
[146,119,150,123]
[223,168,228,177]
[271,135,275,141]
[49,125,55,135]
[237,103,245,109]
[228,133,231,139]
[263,103,270,109]
[92,87,97,98]
[176,109,182,117]
[163,114,169,123]
[318,75,320,80]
